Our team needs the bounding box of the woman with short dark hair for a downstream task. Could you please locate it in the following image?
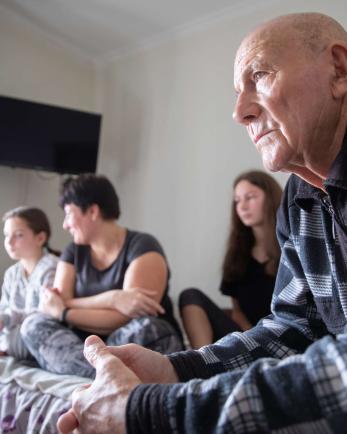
[59,174,121,220]
[21,174,183,378]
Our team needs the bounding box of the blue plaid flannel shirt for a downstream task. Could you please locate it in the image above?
[127,138,347,434]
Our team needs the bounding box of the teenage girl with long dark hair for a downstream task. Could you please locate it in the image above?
[179,170,283,349]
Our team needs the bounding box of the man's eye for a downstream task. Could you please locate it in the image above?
[253,71,267,82]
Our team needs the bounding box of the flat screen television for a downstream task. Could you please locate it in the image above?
[0,95,102,174]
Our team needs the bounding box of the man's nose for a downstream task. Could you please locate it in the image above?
[233,91,260,126]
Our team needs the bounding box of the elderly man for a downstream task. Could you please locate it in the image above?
[58,12,347,434]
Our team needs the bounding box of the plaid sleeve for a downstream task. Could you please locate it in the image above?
[127,333,347,433]
[126,177,344,433]
[169,180,329,381]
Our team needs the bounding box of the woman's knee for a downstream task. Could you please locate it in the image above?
[108,316,183,353]
[179,287,206,310]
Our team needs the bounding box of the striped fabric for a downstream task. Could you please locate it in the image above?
[0,252,58,358]
[127,138,347,433]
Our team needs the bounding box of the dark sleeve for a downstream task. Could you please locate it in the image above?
[165,176,322,381]
[125,177,340,434]
[126,384,173,434]
[59,242,76,264]
[127,232,166,263]
[127,334,346,434]
[219,278,238,298]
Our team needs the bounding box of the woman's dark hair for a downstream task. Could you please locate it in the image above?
[2,206,60,256]
[222,170,283,282]
[59,173,120,220]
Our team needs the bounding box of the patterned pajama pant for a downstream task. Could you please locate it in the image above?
[20,313,183,378]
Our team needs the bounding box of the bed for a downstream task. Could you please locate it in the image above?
[0,356,88,434]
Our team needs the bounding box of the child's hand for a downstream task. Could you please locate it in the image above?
[39,288,65,320]
[50,287,61,294]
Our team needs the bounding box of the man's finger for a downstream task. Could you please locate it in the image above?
[105,343,134,358]
[83,336,143,390]
[71,383,91,402]
[105,343,146,366]
[83,335,122,370]
[57,408,79,433]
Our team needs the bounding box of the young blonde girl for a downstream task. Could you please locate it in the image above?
[0,206,58,359]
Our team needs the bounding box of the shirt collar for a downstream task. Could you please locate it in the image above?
[293,132,347,210]
[324,131,347,190]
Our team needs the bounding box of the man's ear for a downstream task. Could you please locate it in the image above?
[330,43,347,98]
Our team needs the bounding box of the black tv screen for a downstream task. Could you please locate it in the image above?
[0,95,102,174]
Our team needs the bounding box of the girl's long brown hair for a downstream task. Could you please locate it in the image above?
[222,170,283,283]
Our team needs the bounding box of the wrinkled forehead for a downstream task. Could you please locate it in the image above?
[234,34,262,75]
[234,35,265,87]
[234,25,293,87]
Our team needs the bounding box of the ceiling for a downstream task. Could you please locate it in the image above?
[0,0,263,63]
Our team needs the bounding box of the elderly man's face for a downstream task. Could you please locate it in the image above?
[233,29,332,173]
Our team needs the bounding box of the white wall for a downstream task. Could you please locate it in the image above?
[97,0,347,307]
[0,6,97,278]
[1,0,347,310]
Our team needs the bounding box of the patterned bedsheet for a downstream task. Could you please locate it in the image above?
[0,356,89,434]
